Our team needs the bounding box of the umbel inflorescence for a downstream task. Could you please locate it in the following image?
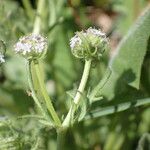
[70,27,108,59]
[14,34,47,60]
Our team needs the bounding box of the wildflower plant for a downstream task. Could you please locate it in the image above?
[13,19,109,148]
[14,27,107,124]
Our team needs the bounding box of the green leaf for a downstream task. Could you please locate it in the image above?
[85,97,150,120]
[92,8,150,100]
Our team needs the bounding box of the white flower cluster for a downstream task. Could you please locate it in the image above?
[70,27,106,50]
[0,54,5,63]
[14,34,47,59]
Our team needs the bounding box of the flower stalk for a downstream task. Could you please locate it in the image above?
[33,60,61,126]
[63,59,92,127]
[27,61,49,120]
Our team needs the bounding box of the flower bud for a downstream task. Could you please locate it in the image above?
[70,27,108,59]
[14,34,47,60]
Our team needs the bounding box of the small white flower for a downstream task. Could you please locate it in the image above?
[0,54,5,63]
[14,34,47,59]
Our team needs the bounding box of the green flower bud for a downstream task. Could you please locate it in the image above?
[14,34,47,60]
[70,27,108,59]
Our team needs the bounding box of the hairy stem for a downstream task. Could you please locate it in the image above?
[33,60,61,126]
[62,59,92,127]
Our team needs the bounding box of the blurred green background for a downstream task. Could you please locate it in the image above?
[0,0,150,149]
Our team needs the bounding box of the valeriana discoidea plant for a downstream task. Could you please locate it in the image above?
[14,25,108,148]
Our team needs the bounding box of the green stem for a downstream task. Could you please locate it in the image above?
[27,61,49,120]
[22,0,34,20]
[33,0,45,34]
[57,128,67,150]
[33,60,61,126]
[62,59,92,127]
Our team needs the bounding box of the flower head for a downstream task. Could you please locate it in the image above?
[14,34,47,60]
[70,27,108,59]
